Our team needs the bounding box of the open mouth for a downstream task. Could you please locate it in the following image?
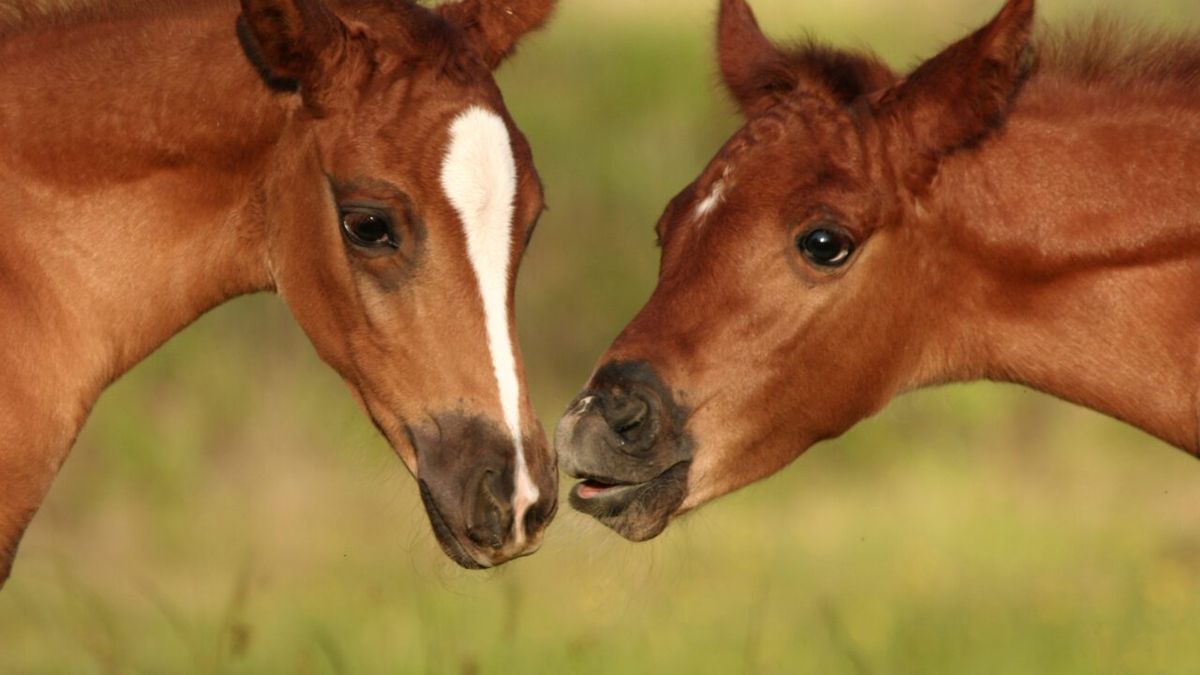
[566,462,691,528]
[571,475,648,502]
[574,479,630,500]
[568,470,648,508]
[572,474,642,499]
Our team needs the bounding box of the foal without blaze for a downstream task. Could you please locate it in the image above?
[0,0,559,582]
[559,0,1200,541]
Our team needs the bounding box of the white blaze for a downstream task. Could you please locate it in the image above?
[440,106,539,544]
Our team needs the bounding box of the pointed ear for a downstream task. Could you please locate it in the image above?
[877,0,1036,188]
[718,0,895,118]
[238,0,353,109]
[439,0,557,70]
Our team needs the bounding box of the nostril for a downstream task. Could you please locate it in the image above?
[522,495,557,537]
[604,391,658,448]
[607,392,647,433]
[466,470,513,551]
[613,404,647,437]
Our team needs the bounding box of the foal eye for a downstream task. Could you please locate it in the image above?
[341,208,398,249]
[797,227,855,267]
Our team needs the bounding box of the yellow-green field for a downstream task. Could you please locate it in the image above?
[4,1,1200,672]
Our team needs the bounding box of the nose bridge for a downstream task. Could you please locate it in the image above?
[392,101,573,567]
[411,267,533,494]
[603,282,701,373]
[437,104,539,543]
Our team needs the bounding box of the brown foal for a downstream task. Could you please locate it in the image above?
[558,0,1200,541]
[0,0,559,581]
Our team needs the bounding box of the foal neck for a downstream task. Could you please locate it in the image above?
[0,4,282,431]
[926,80,1200,453]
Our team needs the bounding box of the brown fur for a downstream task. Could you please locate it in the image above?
[559,0,1200,538]
[0,0,558,583]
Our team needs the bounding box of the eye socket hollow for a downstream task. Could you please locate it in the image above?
[797,226,855,267]
[340,207,398,249]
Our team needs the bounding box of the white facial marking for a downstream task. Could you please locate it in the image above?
[694,179,725,222]
[440,106,539,544]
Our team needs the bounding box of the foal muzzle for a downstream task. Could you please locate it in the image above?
[555,361,692,541]
[411,413,557,568]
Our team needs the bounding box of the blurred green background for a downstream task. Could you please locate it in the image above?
[4,0,1200,672]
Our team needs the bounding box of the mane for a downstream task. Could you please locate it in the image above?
[0,0,482,80]
[0,0,202,37]
[0,0,444,40]
[1034,16,1200,89]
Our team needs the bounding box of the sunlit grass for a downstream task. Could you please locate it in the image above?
[3,1,1200,673]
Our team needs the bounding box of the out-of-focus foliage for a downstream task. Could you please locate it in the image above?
[3,1,1199,672]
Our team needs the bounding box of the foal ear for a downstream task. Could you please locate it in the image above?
[237,0,349,103]
[439,0,557,70]
[877,0,1036,189]
[718,0,895,118]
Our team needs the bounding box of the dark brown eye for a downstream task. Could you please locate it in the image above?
[341,209,397,249]
[797,226,855,267]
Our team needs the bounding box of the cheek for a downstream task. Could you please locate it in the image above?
[663,290,872,508]
[680,378,834,512]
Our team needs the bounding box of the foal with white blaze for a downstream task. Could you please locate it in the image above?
[0,0,559,582]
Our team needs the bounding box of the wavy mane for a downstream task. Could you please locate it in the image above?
[0,0,216,37]
[1036,16,1200,89]
[0,0,433,39]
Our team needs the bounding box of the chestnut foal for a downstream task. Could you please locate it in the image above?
[0,0,559,581]
[559,0,1200,541]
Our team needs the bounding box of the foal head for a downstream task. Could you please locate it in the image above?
[558,0,1038,540]
[238,0,557,567]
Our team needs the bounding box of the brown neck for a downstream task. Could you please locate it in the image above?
[922,80,1200,453]
[0,2,282,438]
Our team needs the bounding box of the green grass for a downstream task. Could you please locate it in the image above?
[4,1,1200,673]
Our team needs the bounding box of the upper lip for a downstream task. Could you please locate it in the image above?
[418,480,490,570]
